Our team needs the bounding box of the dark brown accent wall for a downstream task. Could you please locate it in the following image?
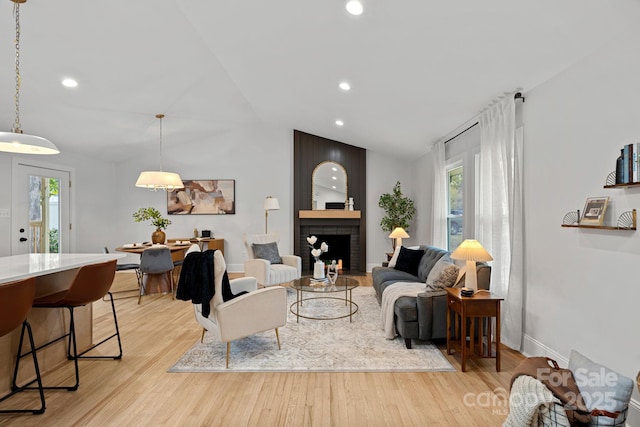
[294,130,366,274]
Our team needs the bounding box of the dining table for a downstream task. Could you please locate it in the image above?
[115,242,193,295]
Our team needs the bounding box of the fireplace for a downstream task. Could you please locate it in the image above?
[310,234,351,270]
[299,222,361,274]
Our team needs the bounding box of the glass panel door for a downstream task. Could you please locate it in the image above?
[12,163,70,255]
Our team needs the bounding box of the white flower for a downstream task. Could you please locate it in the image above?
[320,242,329,252]
[307,236,317,245]
[311,248,322,258]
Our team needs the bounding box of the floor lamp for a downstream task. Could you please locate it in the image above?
[264,196,280,233]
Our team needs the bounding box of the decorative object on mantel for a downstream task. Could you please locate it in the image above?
[307,236,328,279]
[347,197,354,211]
[378,181,416,248]
[561,209,636,230]
[133,207,171,244]
[264,196,280,233]
[0,0,59,155]
[135,114,184,191]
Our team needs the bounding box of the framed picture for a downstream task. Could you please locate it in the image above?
[580,197,609,226]
[167,179,235,215]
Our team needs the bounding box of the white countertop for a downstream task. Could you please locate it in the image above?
[0,253,125,284]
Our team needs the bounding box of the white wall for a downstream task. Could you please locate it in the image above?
[366,150,415,270]
[523,23,640,421]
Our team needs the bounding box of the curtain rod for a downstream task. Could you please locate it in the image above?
[443,122,478,144]
[444,92,524,144]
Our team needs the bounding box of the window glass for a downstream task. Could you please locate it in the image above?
[447,166,463,250]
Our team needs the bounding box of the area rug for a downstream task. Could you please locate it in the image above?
[168,286,455,372]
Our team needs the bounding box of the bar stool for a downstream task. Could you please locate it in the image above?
[28,259,121,391]
[0,277,46,415]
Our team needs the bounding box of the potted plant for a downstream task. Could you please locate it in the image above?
[378,181,416,247]
[133,207,171,244]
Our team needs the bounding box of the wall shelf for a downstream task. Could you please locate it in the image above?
[561,208,636,231]
[560,224,636,231]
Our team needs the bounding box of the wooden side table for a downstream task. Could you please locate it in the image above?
[446,287,503,372]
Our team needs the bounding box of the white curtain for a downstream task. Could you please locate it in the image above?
[478,95,524,351]
[431,140,447,249]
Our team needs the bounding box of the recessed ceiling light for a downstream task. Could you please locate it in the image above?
[332,186,336,189]
[61,78,78,88]
[332,167,337,171]
[339,81,351,91]
[332,176,337,180]
[346,0,363,16]
[335,120,344,126]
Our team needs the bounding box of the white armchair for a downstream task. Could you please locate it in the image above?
[243,233,301,287]
[193,250,287,368]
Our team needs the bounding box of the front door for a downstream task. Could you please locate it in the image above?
[11,162,71,255]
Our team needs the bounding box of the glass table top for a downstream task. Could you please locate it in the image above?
[290,276,359,293]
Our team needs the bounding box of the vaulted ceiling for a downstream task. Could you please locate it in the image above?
[1,0,639,162]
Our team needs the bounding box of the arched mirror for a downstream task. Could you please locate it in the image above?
[312,161,347,210]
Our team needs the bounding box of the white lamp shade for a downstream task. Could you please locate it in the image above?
[450,239,493,262]
[264,196,280,211]
[0,131,59,155]
[388,227,410,239]
[135,171,184,190]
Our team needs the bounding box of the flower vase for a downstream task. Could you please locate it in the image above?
[313,260,325,279]
[151,228,166,244]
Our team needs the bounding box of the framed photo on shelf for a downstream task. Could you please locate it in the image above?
[167,179,235,215]
[580,197,609,226]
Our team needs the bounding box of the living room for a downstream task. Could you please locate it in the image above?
[1,1,640,425]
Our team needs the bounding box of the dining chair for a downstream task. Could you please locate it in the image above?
[138,246,175,304]
[0,277,46,415]
[103,246,140,300]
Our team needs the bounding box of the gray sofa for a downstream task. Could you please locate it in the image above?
[372,245,491,349]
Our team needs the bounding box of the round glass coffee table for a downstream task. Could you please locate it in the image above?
[290,276,359,322]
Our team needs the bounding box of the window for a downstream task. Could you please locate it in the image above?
[447,166,463,250]
[444,124,480,251]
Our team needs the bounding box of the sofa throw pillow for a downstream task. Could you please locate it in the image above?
[425,256,460,290]
[252,242,282,264]
[568,349,634,426]
[388,245,401,268]
[393,246,424,277]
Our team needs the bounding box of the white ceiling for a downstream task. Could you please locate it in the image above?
[0,0,639,162]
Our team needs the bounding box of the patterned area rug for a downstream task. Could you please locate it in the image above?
[168,286,454,372]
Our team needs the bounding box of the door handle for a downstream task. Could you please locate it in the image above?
[19,237,28,242]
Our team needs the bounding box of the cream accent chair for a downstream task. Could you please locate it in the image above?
[243,233,301,287]
[193,250,287,368]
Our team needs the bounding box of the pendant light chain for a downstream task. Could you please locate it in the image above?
[157,113,165,172]
[12,2,22,133]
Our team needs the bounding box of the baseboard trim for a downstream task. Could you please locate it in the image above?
[522,334,639,426]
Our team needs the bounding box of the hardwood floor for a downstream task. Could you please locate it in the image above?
[0,273,523,426]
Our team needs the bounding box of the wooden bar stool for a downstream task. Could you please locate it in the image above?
[0,277,46,415]
[27,259,122,391]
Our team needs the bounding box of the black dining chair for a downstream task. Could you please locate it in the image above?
[103,246,140,300]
